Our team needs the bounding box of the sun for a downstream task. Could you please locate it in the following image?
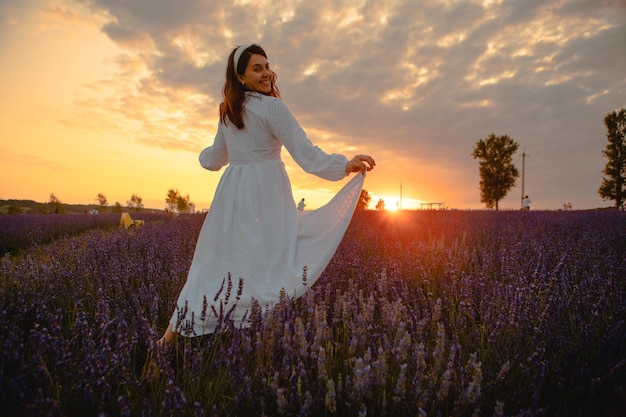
[371,194,426,211]
[373,196,401,211]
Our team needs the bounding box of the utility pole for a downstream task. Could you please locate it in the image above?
[400,182,403,211]
[520,148,528,208]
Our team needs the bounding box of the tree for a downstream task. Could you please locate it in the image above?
[166,189,179,212]
[598,108,626,209]
[127,194,144,210]
[47,193,65,214]
[472,133,519,210]
[176,194,190,213]
[166,189,193,213]
[356,189,371,210]
[95,193,108,209]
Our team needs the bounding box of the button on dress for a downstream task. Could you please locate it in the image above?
[170,92,365,335]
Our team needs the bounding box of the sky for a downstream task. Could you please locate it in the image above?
[1,0,625,211]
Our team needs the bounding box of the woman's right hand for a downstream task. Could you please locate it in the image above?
[346,154,376,175]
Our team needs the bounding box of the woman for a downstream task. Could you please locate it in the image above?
[158,44,375,345]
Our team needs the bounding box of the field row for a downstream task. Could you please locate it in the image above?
[0,212,175,255]
[0,210,625,416]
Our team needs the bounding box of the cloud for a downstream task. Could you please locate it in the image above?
[68,0,625,208]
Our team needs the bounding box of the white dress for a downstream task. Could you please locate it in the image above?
[170,92,365,336]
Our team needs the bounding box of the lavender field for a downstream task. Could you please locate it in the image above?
[0,212,170,256]
[1,210,625,416]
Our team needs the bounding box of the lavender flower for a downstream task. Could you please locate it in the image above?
[0,211,623,416]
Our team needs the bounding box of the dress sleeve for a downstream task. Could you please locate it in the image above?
[199,123,229,171]
[266,99,348,181]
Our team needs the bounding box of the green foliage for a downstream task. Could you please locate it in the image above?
[166,189,179,212]
[598,108,626,209]
[47,193,65,214]
[472,133,519,210]
[96,193,108,208]
[7,205,23,214]
[126,194,144,211]
[166,188,193,213]
[356,189,371,210]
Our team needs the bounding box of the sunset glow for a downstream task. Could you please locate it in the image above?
[369,195,427,211]
[1,0,624,211]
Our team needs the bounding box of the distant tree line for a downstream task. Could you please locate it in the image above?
[20,109,626,217]
[32,190,196,214]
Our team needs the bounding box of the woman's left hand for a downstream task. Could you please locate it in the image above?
[346,154,376,175]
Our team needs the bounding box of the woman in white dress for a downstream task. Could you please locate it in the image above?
[158,44,375,346]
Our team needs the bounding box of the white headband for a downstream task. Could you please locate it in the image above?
[233,44,253,74]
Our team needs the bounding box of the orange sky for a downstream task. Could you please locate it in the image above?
[0,2,437,211]
[1,0,624,211]
[0,3,420,211]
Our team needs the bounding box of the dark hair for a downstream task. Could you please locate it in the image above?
[219,44,280,129]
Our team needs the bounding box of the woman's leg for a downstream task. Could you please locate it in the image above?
[157,323,177,348]
[142,323,177,379]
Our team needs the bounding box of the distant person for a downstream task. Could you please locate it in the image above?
[297,198,306,211]
[522,195,531,210]
[156,44,375,348]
